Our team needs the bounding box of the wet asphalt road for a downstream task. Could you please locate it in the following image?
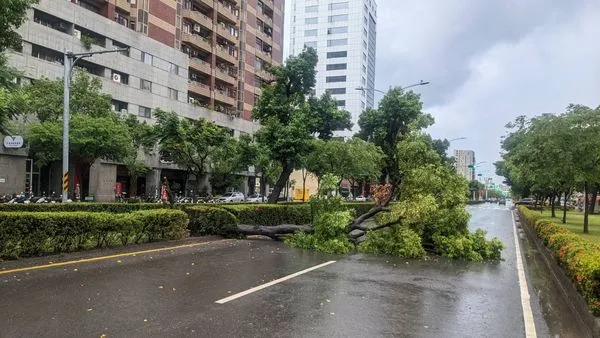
[0,203,587,337]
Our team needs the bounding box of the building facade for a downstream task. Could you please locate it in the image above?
[284,0,377,137]
[454,149,475,182]
[0,0,284,200]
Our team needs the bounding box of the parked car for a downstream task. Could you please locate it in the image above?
[354,195,367,202]
[246,194,265,203]
[514,198,535,206]
[498,198,506,205]
[216,192,245,203]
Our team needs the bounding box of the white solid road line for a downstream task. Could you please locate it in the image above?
[511,211,537,337]
[215,260,337,304]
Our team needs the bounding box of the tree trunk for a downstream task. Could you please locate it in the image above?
[562,191,569,224]
[236,224,313,240]
[550,194,556,218]
[129,175,138,198]
[301,169,307,202]
[590,183,598,214]
[268,162,293,203]
[584,182,589,233]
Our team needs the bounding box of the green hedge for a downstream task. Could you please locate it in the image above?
[519,206,600,315]
[0,202,167,213]
[221,204,312,227]
[0,209,189,259]
[186,206,238,236]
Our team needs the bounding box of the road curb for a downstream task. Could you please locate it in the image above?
[516,211,600,337]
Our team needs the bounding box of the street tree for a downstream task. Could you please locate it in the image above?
[209,134,258,194]
[253,47,350,203]
[0,0,39,132]
[307,92,352,140]
[0,0,38,52]
[356,87,433,188]
[122,114,156,197]
[153,109,230,195]
[25,71,133,193]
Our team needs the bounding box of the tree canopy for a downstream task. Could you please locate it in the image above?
[499,104,600,231]
[253,47,351,202]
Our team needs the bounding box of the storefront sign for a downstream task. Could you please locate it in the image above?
[3,135,24,149]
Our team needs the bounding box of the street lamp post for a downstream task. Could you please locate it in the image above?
[448,137,467,143]
[355,80,430,94]
[468,161,486,200]
[62,47,129,202]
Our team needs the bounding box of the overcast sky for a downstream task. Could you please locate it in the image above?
[374,0,600,182]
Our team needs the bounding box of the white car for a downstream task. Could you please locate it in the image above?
[217,192,245,203]
[246,194,265,203]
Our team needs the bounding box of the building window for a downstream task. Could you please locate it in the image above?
[328,14,348,23]
[327,51,347,58]
[304,41,317,49]
[111,70,129,85]
[327,39,347,47]
[304,29,318,37]
[141,52,153,65]
[326,88,346,94]
[326,76,346,83]
[329,2,349,10]
[328,26,348,34]
[337,100,346,107]
[326,63,347,71]
[138,106,151,118]
[169,63,179,75]
[169,88,178,100]
[140,79,152,91]
[111,99,128,113]
[305,5,318,13]
[305,17,318,24]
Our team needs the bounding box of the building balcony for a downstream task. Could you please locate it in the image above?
[257,11,272,26]
[262,0,273,10]
[182,9,213,29]
[182,33,213,53]
[216,24,238,44]
[215,89,236,106]
[215,44,237,65]
[257,29,272,43]
[215,67,237,85]
[189,57,212,76]
[115,0,131,12]
[256,48,272,60]
[197,0,214,9]
[188,80,211,98]
[256,68,272,81]
[217,2,238,23]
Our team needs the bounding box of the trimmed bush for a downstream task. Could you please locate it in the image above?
[519,206,600,316]
[0,209,189,259]
[186,206,238,236]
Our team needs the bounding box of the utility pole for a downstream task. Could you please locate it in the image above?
[61,48,129,202]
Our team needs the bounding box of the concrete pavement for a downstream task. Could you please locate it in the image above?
[0,203,589,337]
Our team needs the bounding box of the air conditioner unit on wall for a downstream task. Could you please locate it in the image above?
[73,29,81,39]
[193,24,200,32]
[188,97,196,104]
[112,73,121,82]
[129,0,136,4]
[120,109,128,114]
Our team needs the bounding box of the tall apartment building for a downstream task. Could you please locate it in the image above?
[454,149,475,182]
[1,0,283,200]
[284,0,377,137]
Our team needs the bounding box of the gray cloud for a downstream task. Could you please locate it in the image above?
[375,0,600,182]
